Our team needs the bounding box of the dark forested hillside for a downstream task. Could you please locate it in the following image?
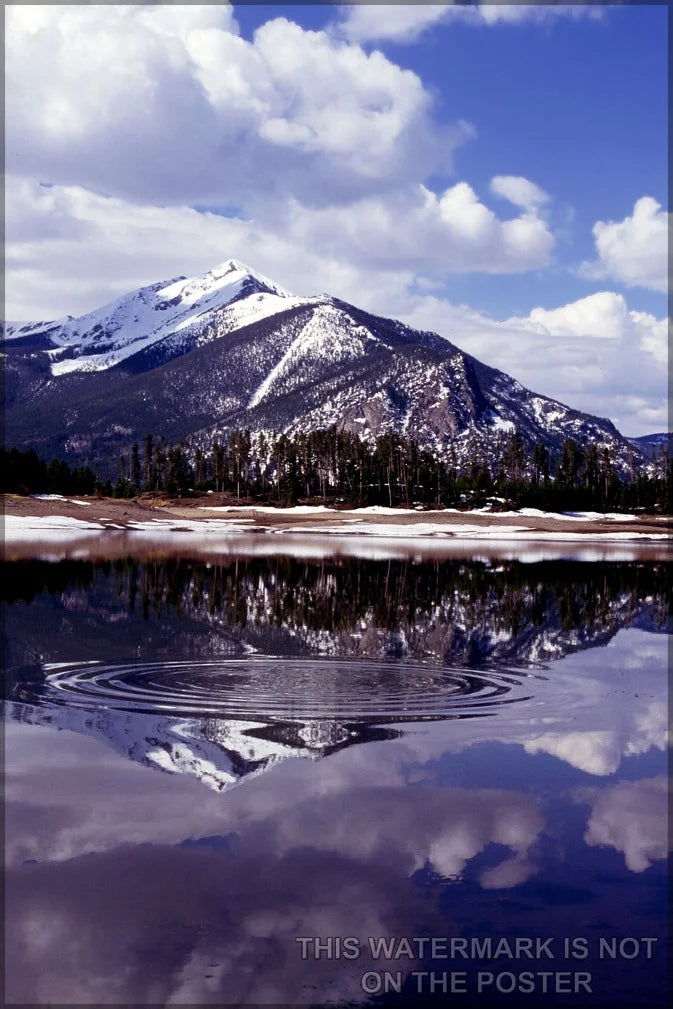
[3,424,671,513]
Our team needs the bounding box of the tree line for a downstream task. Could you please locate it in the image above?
[2,426,671,512]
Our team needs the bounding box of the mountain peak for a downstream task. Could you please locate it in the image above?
[159,259,293,305]
[208,258,252,277]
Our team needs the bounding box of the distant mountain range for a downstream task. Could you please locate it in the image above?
[626,433,671,456]
[2,258,656,473]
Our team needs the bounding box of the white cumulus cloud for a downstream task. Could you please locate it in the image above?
[283,178,554,275]
[397,290,668,435]
[581,197,669,293]
[490,175,549,211]
[513,292,668,369]
[338,2,602,44]
[338,4,455,43]
[521,291,637,340]
[5,5,467,207]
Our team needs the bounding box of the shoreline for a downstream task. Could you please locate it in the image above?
[2,494,670,555]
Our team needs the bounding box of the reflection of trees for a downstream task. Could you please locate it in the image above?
[2,557,669,667]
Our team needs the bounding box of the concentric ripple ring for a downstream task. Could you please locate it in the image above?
[13,658,540,723]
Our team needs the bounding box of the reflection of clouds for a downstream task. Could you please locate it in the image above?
[427,793,542,887]
[268,786,543,888]
[524,730,622,776]
[628,698,669,753]
[5,773,543,1005]
[8,843,426,1006]
[517,630,668,775]
[575,777,669,873]
[522,697,668,775]
[6,721,542,887]
[479,853,537,890]
[5,628,668,868]
[5,623,669,1003]
[6,718,546,1004]
[11,627,669,800]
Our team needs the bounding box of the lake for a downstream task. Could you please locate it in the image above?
[3,540,670,1007]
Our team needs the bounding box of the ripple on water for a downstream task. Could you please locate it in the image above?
[11,658,540,724]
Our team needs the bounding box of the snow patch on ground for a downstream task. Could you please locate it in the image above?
[518,508,638,521]
[3,514,105,541]
[247,302,371,409]
[202,505,331,514]
[279,522,531,539]
[351,506,425,515]
[490,416,516,433]
[4,509,668,546]
[32,495,91,507]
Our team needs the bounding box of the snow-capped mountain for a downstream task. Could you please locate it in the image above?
[4,259,304,375]
[3,258,637,469]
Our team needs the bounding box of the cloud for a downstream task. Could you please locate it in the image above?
[513,291,666,357]
[577,777,669,872]
[580,197,669,293]
[284,178,554,275]
[527,291,631,339]
[5,5,466,207]
[4,172,553,317]
[630,311,668,367]
[490,175,549,211]
[509,293,668,379]
[4,3,664,442]
[338,2,602,44]
[338,4,455,43]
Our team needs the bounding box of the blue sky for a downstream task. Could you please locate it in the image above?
[4,3,668,434]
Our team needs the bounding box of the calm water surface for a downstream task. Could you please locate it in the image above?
[3,545,670,1007]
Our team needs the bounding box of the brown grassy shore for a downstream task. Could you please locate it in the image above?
[2,492,670,538]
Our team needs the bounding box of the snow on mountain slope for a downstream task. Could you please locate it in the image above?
[248,302,376,408]
[4,256,641,474]
[4,320,66,340]
[5,260,309,375]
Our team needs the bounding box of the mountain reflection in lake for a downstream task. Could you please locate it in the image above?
[3,550,670,1007]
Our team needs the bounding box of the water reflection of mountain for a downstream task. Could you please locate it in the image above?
[8,700,371,791]
[7,654,531,791]
[3,556,669,671]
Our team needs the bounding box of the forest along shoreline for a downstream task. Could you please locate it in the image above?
[2,493,671,540]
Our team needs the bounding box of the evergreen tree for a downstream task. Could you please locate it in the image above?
[211,442,224,493]
[154,437,167,491]
[195,448,207,489]
[143,433,153,490]
[131,443,141,492]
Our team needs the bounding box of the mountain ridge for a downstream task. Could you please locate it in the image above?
[3,258,640,474]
